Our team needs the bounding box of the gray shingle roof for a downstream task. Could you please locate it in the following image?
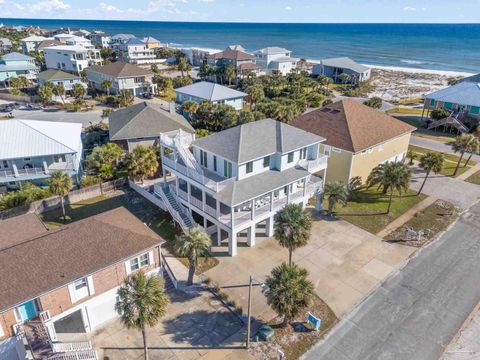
[109,102,194,141]
[426,75,480,108]
[320,57,370,74]
[214,166,310,206]
[86,61,152,78]
[175,81,246,102]
[192,118,325,164]
[37,69,81,81]
[1,52,34,61]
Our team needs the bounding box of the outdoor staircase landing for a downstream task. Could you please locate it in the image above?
[23,320,53,360]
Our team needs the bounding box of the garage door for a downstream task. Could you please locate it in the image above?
[86,295,118,330]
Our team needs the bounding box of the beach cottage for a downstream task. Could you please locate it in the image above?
[0,52,39,85]
[175,81,247,110]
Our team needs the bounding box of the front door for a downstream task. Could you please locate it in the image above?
[16,300,38,322]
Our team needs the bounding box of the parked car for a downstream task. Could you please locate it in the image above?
[0,105,13,113]
[22,104,43,110]
[142,92,154,99]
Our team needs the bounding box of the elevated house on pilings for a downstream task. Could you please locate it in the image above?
[157,119,328,256]
[422,74,480,134]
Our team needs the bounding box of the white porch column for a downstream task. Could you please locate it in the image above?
[303,178,307,197]
[251,199,255,220]
[266,216,274,237]
[175,177,179,193]
[216,226,222,246]
[187,182,191,202]
[216,199,221,218]
[247,224,256,247]
[228,230,237,256]
[286,185,291,204]
[270,191,274,211]
[202,191,206,211]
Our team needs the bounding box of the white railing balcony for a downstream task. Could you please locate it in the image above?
[298,155,328,173]
[52,341,92,353]
[205,204,217,218]
[16,167,47,177]
[47,350,98,360]
[190,196,203,210]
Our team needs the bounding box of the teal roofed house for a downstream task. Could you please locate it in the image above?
[423,74,480,133]
[0,52,40,85]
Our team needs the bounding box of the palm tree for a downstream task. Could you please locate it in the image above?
[173,227,211,285]
[119,89,134,107]
[366,162,411,214]
[72,83,86,102]
[274,203,312,265]
[265,262,314,327]
[451,134,477,176]
[339,73,351,84]
[406,149,417,165]
[317,75,332,90]
[52,83,66,105]
[465,136,479,167]
[126,145,159,183]
[177,57,191,77]
[245,84,265,110]
[417,152,444,195]
[48,171,72,221]
[101,79,112,95]
[223,66,236,86]
[115,271,169,360]
[181,100,199,121]
[324,181,349,216]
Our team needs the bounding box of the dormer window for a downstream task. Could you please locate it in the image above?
[200,150,208,167]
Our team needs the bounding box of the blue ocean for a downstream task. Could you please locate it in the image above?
[1,19,479,73]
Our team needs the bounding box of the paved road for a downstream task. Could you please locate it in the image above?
[11,108,103,127]
[304,201,480,360]
[410,136,480,163]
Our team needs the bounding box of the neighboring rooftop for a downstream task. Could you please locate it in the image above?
[0,214,48,251]
[425,75,480,108]
[193,118,325,164]
[125,37,146,46]
[21,35,49,42]
[86,61,152,78]
[255,46,291,55]
[1,52,34,62]
[112,33,136,40]
[37,39,62,50]
[143,36,160,43]
[109,101,194,141]
[175,81,246,102]
[292,100,416,153]
[0,207,164,311]
[208,47,255,61]
[0,119,82,159]
[37,69,81,81]
[320,57,370,74]
[43,45,90,52]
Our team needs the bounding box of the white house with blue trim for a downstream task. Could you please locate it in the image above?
[175,81,247,110]
[0,119,83,190]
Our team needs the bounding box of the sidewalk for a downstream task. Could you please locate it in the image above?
[457,163,480,181]
[376,196,438,238]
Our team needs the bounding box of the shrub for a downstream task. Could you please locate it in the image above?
[0,183,51,210]
[431,108,450,120]
[81,175,103,187]
[364,96,383,109]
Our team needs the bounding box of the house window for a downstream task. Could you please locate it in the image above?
[224,160,232,178]
[300,148,307,160]
[263,156,270,168]
[23,157,31,161]
[324,146,331,156]
[283,185,288,195]
[130,253,150,272]
[213,155,217,171]
[2,160,8,168]
[287,152,294,163]
[199,150,207,167]
[74,278,88,291]
[70,276,93,302]
[246,161,253,174]
[54,154,66,163]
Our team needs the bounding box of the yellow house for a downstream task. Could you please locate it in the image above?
[292,99,416,184]
[143,36,161,49]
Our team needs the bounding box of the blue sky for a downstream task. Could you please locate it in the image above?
[1,0,479,23]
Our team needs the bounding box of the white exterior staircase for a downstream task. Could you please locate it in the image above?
[155,183,196,233]
[428,110,469,133]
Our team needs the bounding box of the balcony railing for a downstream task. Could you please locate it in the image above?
[298,155,328,173]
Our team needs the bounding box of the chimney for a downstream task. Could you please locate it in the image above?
[169,101,176,114]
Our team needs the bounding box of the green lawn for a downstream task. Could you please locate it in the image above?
[408,145,476,177]
[393,116,456,143]
[40,191,218,274]
[329,188,427,234]
[384,200,458,247]
[386,107,425,115]
[465,171,480,185]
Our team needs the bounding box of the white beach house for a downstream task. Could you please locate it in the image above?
[118,37,157,64]
[44,45,102,74]
[158,119,328,256]
[254,47,299,75]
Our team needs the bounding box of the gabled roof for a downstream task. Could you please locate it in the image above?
[37,69,81,81]
[1,52,34,61]
[425,75,480,108]
[21,35,48,42]
[125,37,146,46]
[109,102,194,141]
[319,57,370,74]
[175,81,246,102]
[0,214,48,251]
[44,45,89,52]
[292,100,416,153]
[0,207,164,311]
[255,46,291,55]
[144,36,160,43]
[37,39,62,50]
[86,61,152,78]
[112,33,136,40]
[193,118,325,164]
[207,47,255,61]
[0,119,82,160]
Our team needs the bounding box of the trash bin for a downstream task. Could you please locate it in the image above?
[256,325,274,341]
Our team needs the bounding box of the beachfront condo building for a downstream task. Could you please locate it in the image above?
[158,119,328,256]
[292,99,415,184]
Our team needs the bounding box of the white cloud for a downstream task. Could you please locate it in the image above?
[200,0,215,2]
[30,0,70,12]
[403,6,416,11]
[285,5,292,10]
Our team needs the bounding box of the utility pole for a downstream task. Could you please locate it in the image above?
[246,275,253,348]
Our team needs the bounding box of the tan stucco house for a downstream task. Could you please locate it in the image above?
[292,99,416,184]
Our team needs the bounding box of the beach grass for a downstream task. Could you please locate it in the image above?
[465,171,480,185]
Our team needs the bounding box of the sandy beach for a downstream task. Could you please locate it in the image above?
[365,65,474,102]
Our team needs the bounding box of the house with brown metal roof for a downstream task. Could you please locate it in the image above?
[292,99,416,183]
[85,61,157,96]
[206,47,261,76]
[0,208,164,360]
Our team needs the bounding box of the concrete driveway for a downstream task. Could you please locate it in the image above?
[205,212,416,320]
[410,166,480,210]
[11,108,103,127]
[411,136,480,163]
[89,287,248,360]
